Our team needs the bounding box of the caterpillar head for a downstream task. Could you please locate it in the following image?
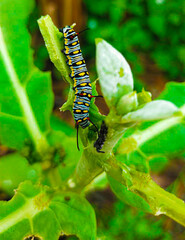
[60,26,77,40]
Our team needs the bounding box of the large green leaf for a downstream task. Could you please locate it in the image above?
[0,0,53,153]
[0,181,96,240]
[0,181,61,240]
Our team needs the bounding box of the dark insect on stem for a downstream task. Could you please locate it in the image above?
[94,121,108,153]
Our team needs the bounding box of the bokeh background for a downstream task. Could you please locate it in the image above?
[1,0,185,239]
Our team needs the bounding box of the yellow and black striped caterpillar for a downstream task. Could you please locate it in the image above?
[60,26,101,150]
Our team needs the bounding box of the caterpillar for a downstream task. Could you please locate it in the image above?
[94,121,108,153]
[60,25,100,150]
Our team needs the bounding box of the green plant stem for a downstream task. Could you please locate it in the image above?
[46,167,63,189]
[66,123,126,192]
[140,179,185,226]
[65,152,103,192]
[105,157,185,226]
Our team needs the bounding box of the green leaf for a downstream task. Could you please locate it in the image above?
[107,175,152,213]
[149,155,168,173]
[0,153,40,195]
[0,181,96,240]
[121,100,179,123]
[50,114,75,137]
[116,91,138,115]
[117,82,185,172]
[118,151,149,173]
[96,39,133,107]
[38,15,75,115]
[0,0,53,153]
[89,81,105,123]
[158,82,185,107]
[38,15,72,85]
[47,130,81,181]
[84,172,108,192]
[0,181,61,240]
[50,192,96,240]
[59,85,74,112]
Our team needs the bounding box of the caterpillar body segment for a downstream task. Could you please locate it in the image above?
[61,26,100,150]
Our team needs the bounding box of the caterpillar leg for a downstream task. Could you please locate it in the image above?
[87,117,99,135]
[96,149,105,153]
[91,95,103,98]
[76,122,80,151]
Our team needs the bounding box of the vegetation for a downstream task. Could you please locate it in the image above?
[0,0,184,239]
[83,0,185,82]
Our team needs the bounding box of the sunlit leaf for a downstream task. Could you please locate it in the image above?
[0,181,61,240]
[0,0,53,153]
[38,15,72,84]
[0,181,96,240]
[121,100,179,123]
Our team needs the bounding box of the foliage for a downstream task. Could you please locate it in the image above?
[83,0,185,82]
[0,0,184,239]
[95,199,172,240]
[0,181,96,240]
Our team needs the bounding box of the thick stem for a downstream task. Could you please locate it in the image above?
[66,152,103,192]
[139,179,185,226]
[105,157,185,227]
[66,123,126,192]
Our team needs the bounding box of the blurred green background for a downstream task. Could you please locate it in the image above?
[1,0,184,239]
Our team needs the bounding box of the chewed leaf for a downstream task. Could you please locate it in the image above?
[121,100,180,123]
[0,181,61,240]
[50,192,96,240]
[96,39,133,107]
[38,15,72,84]
[0,181,96,240]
